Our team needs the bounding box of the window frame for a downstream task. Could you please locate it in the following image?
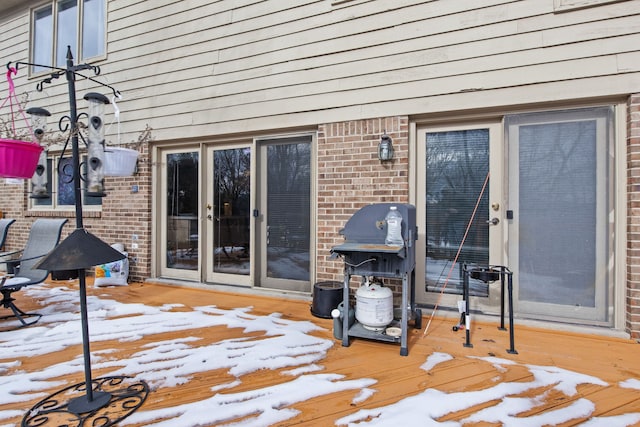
[29,152,103,212]
[29,0,107,75]
[553,0,628,12]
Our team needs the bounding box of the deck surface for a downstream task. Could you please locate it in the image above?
[1,279,639,426]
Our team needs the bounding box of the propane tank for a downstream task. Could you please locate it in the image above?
[355,278,393,331]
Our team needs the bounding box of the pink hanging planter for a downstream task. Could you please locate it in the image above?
[0,138,44,179]
[0,66,44,179]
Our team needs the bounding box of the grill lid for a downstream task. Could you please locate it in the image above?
[331,203,417,261]
[337,203,416,244]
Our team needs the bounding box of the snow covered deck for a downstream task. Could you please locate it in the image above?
[1,279,639,426]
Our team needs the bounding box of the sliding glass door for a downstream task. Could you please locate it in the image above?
[159,135,313,291]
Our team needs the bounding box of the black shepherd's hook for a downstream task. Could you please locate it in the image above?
[36,72,64,92]
[6,60,121,99]
[7,60,66,74]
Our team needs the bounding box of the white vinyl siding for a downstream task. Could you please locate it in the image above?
[0,1,637,142]
[103,0,640,141]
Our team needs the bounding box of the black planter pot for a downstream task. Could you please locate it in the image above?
[311,281,342,319]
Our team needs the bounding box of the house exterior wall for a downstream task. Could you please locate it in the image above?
[4,0,638,141]
[1,0,639,337]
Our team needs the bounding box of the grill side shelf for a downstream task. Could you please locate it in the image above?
[331,242,404,254]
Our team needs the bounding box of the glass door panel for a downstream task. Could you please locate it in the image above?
[206,146,251,285]
[160,149,200,281]
[506,107,613,323]
[415,122,503,311]
[258,136,312,292]
[425,129,490,296]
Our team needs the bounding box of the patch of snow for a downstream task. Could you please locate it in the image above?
[420,352,453,372]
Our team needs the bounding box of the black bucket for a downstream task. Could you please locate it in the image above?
[51,269,79,280]
[311,281,342,319]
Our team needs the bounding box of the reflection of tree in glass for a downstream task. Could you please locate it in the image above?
[427,130,488,202]
[426,130,489,259]
[58,158,75,205]
[268,143,310,193]
[519,121,595,206]
[168,152,199,216]
[214,148,250,216]
[266,140,311,254]
[57,156,102,206]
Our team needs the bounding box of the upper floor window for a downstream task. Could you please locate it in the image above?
[31,0,106,74]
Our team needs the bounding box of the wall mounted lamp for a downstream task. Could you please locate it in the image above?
[378,133,394,161]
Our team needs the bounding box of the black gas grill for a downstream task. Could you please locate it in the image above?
[331,203,422,356]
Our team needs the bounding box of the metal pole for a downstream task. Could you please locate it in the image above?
[66,47,84,229]
[506,270,518,354]
[64,45,94,397]
[463,265,472,348]
[499,266,506,331]
[63,46,111,413]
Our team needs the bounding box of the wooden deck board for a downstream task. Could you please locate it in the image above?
[1,280,639,427]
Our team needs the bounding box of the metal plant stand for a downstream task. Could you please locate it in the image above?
[22,376,148,427]
[9,47,149,425]
[457,264,517,354]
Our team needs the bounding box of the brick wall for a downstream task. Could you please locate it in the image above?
[627,94,640,340]
[97,141,152,282]
[0,141,151,282]
[316,116,409,300]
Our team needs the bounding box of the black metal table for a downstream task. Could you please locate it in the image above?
[457,264,517,354]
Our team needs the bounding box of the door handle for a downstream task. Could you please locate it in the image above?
[486,217,499,226]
